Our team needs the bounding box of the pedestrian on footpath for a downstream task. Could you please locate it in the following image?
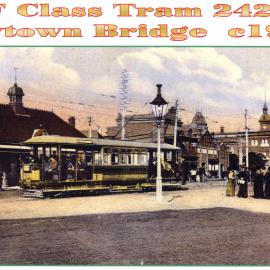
[226,167,236,196]
[190,168,196,182]
[264,167,270,199]
[0,168,3,191]
[237,166,249,198]
[253,168,264,199]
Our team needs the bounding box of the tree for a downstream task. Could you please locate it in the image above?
[243,152,267,170]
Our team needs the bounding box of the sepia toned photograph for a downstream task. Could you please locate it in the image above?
[1,47,270,265]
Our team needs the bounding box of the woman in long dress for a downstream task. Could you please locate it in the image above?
[226,168,236,196]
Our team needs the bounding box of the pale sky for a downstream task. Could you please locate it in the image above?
[0,47,267,134]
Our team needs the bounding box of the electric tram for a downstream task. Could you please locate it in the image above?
[20,135,182,198]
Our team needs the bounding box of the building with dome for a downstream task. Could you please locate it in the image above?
[259,100,270,130]
[216,99,270,167]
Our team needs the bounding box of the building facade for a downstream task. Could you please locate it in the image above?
[216,100,270,168]
[107,107,229,176]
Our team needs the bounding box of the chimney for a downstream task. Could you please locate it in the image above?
[68,116,75,128]
[220,126,225,134]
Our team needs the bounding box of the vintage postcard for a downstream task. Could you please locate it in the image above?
[0,0,270,268]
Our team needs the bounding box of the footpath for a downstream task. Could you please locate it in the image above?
[1,180,270,219]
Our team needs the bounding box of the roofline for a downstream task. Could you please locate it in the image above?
[24,135,180,150]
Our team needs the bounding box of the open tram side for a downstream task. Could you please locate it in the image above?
[20,135,182,198]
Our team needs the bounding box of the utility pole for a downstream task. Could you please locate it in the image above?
[14,67,18,84]
[238,137,243,166]
[173,99,179,147]
[217,144,221,179]
[245,109,249,168]
[88,116,92,138]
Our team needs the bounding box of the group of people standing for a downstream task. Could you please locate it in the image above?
[226,166,270,199]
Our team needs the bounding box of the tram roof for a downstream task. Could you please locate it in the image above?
[24,135,179,150]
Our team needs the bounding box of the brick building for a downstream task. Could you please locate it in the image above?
[0,82,85,185]
[106,106,182,143]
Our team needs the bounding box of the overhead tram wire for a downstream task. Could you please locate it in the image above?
[24,98,119,117]
[24,94,253,131]
[26,92,145,113]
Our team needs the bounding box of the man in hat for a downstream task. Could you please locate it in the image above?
[0,167,2,191]
[237,166,249,198]
[253,167,265,199]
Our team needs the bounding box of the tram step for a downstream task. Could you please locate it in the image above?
[110,186,140,192]
[23,189,44,198]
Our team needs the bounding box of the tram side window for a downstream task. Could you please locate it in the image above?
[37,147,43,162]
[104,149,111,165]
[94,152,102,165]
[45,147,50,159]
[139,152,148,165]
[127,150,132,165]
[133,153,138,165]
[111,150,119,165]
[119,150,127,165]
[166,151,172,161]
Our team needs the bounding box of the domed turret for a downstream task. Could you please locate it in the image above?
[259,101,270,130]
[7,83,24,98]
[7,83,25,115]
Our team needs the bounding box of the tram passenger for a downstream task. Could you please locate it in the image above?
[47,151,58,180]
[162,159,174,179]
[61,155,68,181]
[174,160,182,182]
[149,157,157,178]
[84,162,92,180]
[148,156,156,179]
[181,161,189,185]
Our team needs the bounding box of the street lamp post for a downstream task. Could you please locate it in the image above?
[150,84,168,202]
